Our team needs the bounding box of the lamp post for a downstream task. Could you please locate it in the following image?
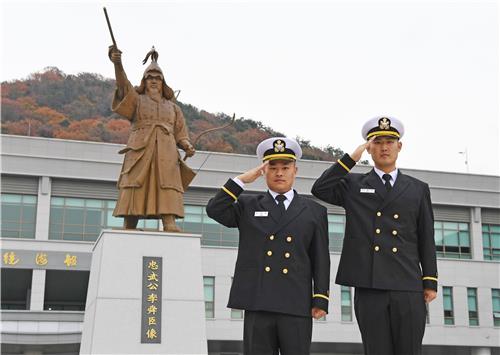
[458,148,469,173]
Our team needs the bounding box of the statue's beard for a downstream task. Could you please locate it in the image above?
[146,87,162,100]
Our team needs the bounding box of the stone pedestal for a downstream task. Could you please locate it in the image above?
[80,229,207,354]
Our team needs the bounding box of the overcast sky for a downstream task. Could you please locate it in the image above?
[1,0,498,175]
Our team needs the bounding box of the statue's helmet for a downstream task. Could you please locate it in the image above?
[136,47,175,100]
[143,61,164,80]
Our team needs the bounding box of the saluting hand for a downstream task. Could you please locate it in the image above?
[350,137,375,162]
[236,162,269,184]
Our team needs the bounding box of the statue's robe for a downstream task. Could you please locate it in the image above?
[112,81,189,218]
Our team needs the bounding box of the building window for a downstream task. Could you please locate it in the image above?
[482,224,500,261]
[434,221,471,259]
[204,276,215,318]
[230,277,243,319]
[231,308,244,319]
[49,197,158,241]
[328,214,345,252]
[1,269,32,310]
[467,288,479,326]
[44,270,89,311]
[443,286,454,325]
[341,286,352,322]
[179,205,239,247]
[1,194,37,239]
[493,289,500,327]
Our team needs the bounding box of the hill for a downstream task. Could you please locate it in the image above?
[1,67,349,161]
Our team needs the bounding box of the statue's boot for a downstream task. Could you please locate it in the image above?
[124,216,139,229]
[162,214,181,232]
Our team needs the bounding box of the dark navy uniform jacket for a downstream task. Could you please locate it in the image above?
[311,154,438,292]
[206,179,331,317]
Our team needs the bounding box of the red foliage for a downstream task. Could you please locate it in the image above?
[203,137,233,153]
[33,106,66,124]
[53,118,100,141]
[2,119,43,136]
[105,119,131,144]
[234,128,270,146]
[1,81,29,98]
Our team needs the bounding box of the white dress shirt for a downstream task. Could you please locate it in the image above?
[232,177,294,210]
[373,167,398,187]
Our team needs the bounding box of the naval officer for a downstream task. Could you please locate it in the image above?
[311,117,438,355]
[206,137,330,355]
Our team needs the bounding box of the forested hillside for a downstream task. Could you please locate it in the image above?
[1,67,347,161]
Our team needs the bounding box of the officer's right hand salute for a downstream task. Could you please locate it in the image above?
[236,161,268,184]
[350,137,375,162]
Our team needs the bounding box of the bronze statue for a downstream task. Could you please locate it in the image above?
[108,44,195,232]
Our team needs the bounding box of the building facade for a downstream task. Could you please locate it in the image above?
[1,134,499,355]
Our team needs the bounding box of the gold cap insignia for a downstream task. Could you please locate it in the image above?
[378,117,391,130]
[274,139,285,153]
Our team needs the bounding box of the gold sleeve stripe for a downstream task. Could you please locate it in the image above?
[222,187,237,201]
[262,153,297,161]
[337,159,351,172]
[422,276,438,282]
[313,294,329,301]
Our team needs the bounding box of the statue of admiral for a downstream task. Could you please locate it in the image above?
[108,46,195,232]
[312,116,438,355]
[206,137,330,355]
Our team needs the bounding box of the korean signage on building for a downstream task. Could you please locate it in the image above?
[1,250,91,270]
[141,257,162,343]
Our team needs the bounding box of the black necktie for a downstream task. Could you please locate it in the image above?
[276,194,287,217]
[382,174,392,192]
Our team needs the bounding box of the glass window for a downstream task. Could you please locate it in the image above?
[203,276,215,318]
[443,286,454,325]
[230,277,243,319]
[493,289,500,327]
[467,288,479,326]
[434,221,471,259]
[1,194,37,239]
[49,197,159,242]
[178,205,239,247]
[231,308,244,319]
[482,224,500,261]
[328,214,346,252]
[341,286,352,322]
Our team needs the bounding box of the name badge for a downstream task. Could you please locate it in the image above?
[254,211,269,217]
[360,188,376,194]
